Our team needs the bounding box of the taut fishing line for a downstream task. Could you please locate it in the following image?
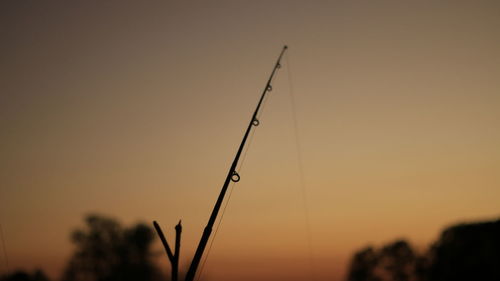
[286,51,316,281]
[196,50,316,281]
[174,46,287,281]
[196,79,274,281]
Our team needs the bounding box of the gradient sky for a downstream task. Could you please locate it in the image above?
[1,1,499,281]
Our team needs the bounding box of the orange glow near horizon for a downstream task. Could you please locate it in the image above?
[1,1,500,281]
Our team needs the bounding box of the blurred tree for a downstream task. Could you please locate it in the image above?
[427,219,500,281]
[346,247,380,281]
[61,214,166,281]
[345,218,500,281]
[378,240,416,281]
[346,240,418,281]
[0,270,50,281]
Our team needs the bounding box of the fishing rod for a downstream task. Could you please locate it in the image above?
[154,45,288,281]
[185,45,287,281]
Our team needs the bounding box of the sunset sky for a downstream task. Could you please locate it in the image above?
[1,1,499,281]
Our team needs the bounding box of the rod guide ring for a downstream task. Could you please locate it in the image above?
[231,171,240,182]
[252,118,260,126]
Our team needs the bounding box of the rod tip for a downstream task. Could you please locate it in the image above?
[284,45,288,49]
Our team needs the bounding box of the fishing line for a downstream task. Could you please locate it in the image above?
[195,180,236,281]
[285,51,316,281]
[188,47,286,281]
[196,93,270,281]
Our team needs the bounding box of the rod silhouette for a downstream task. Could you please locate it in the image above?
[184,45,288,281]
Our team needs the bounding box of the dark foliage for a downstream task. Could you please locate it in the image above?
[346,219,500,281]
[61,214,166,281]
[347,240,417,281]
[426,219,500,281]
[0,270,50,281]
[346,247,380,281]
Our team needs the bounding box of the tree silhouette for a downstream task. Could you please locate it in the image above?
[345,219,500,281]
[0,270,50,281]
[427,219,500,281]
[347,240,417,281]
[378,240,416,281]
[61,214,166,281]
[346,247,380,281]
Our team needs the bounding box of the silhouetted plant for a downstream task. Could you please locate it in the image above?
[346,219,500,281]
[61,214,166,281]
[346,240,418,281]
[346,247,380,281]
[426,219,500,281]
[0,270,50,281]
[378,240,416,281]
